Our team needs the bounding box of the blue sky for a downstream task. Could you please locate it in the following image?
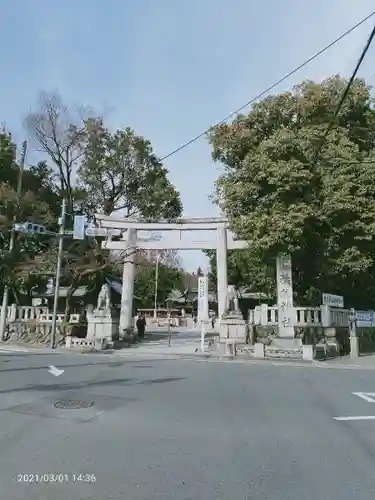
[1,0,375,271]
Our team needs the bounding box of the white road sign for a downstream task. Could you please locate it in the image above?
[73,215,86,240]
[354,311,375,328]
[197,276,209,322]
[322,293,344,308]
[85,227,108,237]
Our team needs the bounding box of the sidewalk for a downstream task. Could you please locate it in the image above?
[118,332,212,357]
[0,345,31,353]
[0,327,215,357]
[321,353,375,368]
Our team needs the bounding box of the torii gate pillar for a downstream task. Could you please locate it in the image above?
[119,228,137,334]
[216,225,228,320]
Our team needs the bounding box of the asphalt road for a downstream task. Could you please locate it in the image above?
[1,351,375,499]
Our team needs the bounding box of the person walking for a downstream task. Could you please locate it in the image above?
[136,313,146,339]
[211,316,215,330]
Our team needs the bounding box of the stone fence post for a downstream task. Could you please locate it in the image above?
[320,304,331,328]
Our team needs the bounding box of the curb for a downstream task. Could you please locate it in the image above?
[109,350,232,361]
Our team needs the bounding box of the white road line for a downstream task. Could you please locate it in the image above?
[0,347,29,353]
[352,392,375,403]
[334,416,375,421]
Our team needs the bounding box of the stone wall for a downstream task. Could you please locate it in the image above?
[358,329,375,354]
[1,304,81,345]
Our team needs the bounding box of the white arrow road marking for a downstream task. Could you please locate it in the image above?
[352,392,375,403]
[48,365,64,377]
[334,416,375,421]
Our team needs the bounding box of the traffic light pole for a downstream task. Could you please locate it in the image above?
[50,198,66,349]
[0,141,27,341]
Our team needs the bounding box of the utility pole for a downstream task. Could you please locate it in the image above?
[50,198,66,349]
[153,253,160,320]
[0,141,27,341]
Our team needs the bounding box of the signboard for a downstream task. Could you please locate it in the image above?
[46,278,54,296]
[73,215,86,240]
[197,276,209,322]
[354,310,375,328]
[85,227,108,237]
[148,232,162,241]
[85,227,122,237]
[108,229,122,237]
[276,254,294,338]
[322,293,344,308]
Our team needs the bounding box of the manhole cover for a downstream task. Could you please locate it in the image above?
[54,400,93,410]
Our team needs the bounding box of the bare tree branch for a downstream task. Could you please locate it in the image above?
[24,91,95,211]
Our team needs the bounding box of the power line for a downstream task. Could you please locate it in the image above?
[160,11,375,162]
[312,22,375,164]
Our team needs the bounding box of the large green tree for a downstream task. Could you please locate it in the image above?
[63,117,183,311]
[205,249,275,299]
[0,132,56,300]
[24,92,183,316]
[209,76,375,308]
[78,118,182,218]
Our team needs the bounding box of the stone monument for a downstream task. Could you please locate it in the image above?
[274,253,301,350]
[86,284,119,349]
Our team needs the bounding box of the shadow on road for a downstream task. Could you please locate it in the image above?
[0,376,186,395]
[0,359,154,373]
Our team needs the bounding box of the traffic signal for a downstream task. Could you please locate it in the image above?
[13,222,47,235]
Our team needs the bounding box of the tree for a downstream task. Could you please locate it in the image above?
[25,161,60,218]
[62,119,183,313]
[209,76,375,307]
[0,130,16,186]
[134,260,184,309]
[204,249,275,298]
[78,118,182,218]
[24,91,89,214]
[0,132,55,299]
[24,92,183,318]
[145,248,182,269]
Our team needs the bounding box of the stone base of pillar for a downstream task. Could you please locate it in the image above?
[219,312,247,343]
[350,336,359,358]
[324,327,340,355]
[119,326,135,338]
[271,337,302,350]
[87,308,119,344]
[254,343,265,358]
[302,345,314,361]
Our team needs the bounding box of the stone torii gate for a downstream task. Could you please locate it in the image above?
[95,215,247,334]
